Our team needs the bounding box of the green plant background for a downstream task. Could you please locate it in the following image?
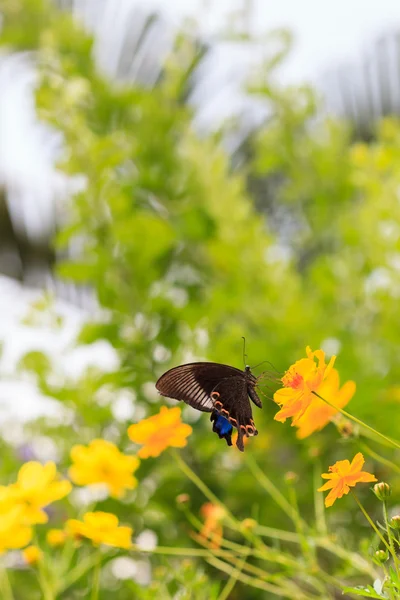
[1,1,400,598]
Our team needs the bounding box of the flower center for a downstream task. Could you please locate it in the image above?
[282,370,303,389]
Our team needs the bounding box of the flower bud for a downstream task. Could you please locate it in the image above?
[390,515,400,530]
[338,420,354,438]
[373,549,389,564]
[308,447,321,459]
[176,493,190,507]
[241,518,257,531]
[22,545,42,566]
[373,482,391,501]
[284,471,299,484]
[46,529,66,547]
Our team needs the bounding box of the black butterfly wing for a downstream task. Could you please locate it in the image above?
[156,362,258,452]
[210,377,258,452]
[155,362,244,413]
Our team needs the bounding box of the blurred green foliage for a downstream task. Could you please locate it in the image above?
[2,0,400,598]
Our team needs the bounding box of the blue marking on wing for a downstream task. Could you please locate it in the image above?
[214,414,233,436]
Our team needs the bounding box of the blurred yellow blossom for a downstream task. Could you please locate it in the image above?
[374,146,392,171]
[66,511,132,549]
[350,143,369,166]
[46,529,66,547]
[0,462,71,524]
[295,369,356,439]
[379,117,398,141]
[318,452,376,507]
[0,507,32,554]
[128,406,192,458]
[22,545,42,565]
[69,439,140,498]
[274,347,335,425]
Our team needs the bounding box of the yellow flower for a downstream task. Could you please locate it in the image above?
[318,452,377,507]
[379,117,398,141]
[69,439,140,499]
[66,511,132,549]
[295,369,356,439]
[0,507,32,554]
[350,142,369,166]
[200,503,225,549]
[273,347,336,425]
[128,406,192,459]
[46,529,66,547]
[22,545,42,565]
[0,462,72,524]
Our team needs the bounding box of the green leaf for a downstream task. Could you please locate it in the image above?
[342,585,387,599]
[56,261,98,283]
[18,351,51,378]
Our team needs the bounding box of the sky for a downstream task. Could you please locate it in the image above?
[3,0,400,209]
[151,0,400,83]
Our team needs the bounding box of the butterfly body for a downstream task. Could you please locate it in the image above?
[155,362,262,451]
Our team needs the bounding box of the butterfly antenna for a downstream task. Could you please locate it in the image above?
[251,360,280,373]
[242,336,248,368]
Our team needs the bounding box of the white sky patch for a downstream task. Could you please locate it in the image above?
[0,276,118,420]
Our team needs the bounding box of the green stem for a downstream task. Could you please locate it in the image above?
[0,569,14,600]
[286,484,329,597]
[318,538,378,578]
[312,392,400,451]
[254,525,377,577]
[381,562,396,600]
[253,525,300,543]
[383,500,400,575]
[220,550,324,598]
[254,525,377,576]
[133,544,234,558]
[287,485,313,561]
[90,554,101,600]
[180,502,299,568]
[313,461,328,535]
[173,450,236,527]
[217,549,249,600]
[60,539,77,572]
[359,442,400,475]
[192,527,299,568]
[245,454,308,529]
[172,451,269,555]
[36,557,55,600]
[208,556,311,600]
[352,492,395,560]
[56,553,103,595]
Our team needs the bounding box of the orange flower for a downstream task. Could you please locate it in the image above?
[318,452,377,507]
[295,369,356,439]
[274,346,336,425]
[127,406,192,459]
[200,503,225,549]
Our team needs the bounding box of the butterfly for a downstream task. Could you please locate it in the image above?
[155,362,263,451]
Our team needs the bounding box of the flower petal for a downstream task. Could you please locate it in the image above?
[349,452,365,474]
